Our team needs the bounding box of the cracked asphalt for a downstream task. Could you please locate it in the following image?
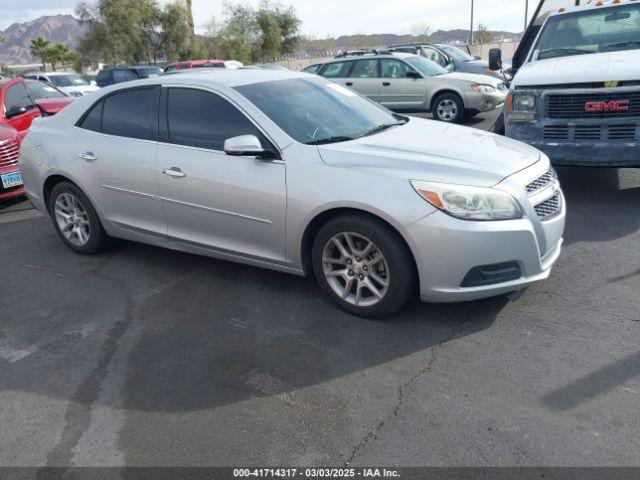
[1,111,639,468]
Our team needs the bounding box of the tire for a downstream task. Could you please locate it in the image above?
[312,213,416,318]
[48,181,111,255]
[432,92,465,123]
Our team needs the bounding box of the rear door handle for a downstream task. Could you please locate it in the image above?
[346,82,353,87]
[78,152,97,162]
[382,82,391,86]
[162,167,186,178]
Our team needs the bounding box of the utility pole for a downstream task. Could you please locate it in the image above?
[525,0,529,30]
[469,0,475,45]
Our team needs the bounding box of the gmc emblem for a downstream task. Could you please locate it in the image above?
[585,100,630,113]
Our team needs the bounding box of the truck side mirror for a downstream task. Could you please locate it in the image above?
[488,48,502,71]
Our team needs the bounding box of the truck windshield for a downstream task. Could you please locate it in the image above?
[535,4,640,60]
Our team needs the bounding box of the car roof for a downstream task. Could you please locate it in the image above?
[325,52,416,62]
[136,68,305,88]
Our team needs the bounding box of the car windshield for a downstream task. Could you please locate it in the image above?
[404,56,448,76]
[25,80,68,99]
[235,78,406,145]
[49,74,91,87]
[438,45,475,62]
[136,67,163,78]
[535,4,640,60]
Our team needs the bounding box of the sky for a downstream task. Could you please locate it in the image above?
[0,0,536,36]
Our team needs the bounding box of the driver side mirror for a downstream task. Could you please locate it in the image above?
[224,135,279,160]
[5,106,28,119]
[488,48,503,71]
[406,70,422,79]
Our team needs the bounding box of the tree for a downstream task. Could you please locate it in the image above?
[475,24,492,44]
[158,1,191,61]
[45,43,76,71]
[30,37,51,71]
[185,0,196,56]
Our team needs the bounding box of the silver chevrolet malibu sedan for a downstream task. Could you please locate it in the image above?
[19,70,565,318]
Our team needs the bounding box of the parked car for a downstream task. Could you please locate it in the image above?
[388,43,510,79]
[22,72,99,97]
[1,78,73,136]
[0,78,74,200]
[163,60,226,73]
[96,66,162,88]
[0,122,23,201]
[20,70,564,318]
[224,61,244,69]
[316,52,507,122]
[246,64,289,71]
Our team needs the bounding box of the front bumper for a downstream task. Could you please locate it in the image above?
[404,162,565,303]
[464,90,507,113]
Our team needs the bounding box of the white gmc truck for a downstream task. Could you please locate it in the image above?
[490,0,640,166]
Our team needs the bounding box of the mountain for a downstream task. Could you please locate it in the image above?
[0,15,88,66]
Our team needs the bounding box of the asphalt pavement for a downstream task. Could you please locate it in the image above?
[1,110,638,468]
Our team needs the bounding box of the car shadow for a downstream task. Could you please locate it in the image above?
[0,225,508,414]
[558,167,640,245]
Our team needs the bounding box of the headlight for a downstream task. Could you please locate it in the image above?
[471,84,496,93]
[410,180,523,221]
[508,92,537,121]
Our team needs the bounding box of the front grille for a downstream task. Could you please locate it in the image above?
[544,125,569,140]
[543,124,638,142]
[526,169,554,194]
[0,138,19,168]
[547,91,640,119]
[534,194,561,220]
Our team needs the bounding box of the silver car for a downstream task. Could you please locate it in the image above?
[19,70,565,318]
[317,52,507,122]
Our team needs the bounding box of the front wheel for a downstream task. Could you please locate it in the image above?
[432,93,465,123]
[49,181,111,255]
[312,214,416,318]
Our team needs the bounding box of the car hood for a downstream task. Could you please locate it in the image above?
[440,71,504,87]
[35,97,74,115]
[512,50,640,87]
[317,117,540,187]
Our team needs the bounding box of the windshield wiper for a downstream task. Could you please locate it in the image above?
[539,47,592,59]
[359,118,409,138]
[306,136,354,145]
[601,41,640,51]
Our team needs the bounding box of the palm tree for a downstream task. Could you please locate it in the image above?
[30,37,51,71]
[48,43,74,71]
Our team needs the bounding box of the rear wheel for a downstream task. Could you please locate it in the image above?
[49,181,111,255]
[312,214,415,318]
[432,92,465,123]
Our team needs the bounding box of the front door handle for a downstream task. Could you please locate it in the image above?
[162,167,186,178]
[346,82,353,87]
[382,82,391,86]
[78,152,97,162]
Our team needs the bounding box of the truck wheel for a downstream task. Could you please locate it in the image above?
[432,93,465,123]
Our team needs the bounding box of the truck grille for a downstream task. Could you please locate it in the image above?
[526,169,554,194]
[0,138,19,168]
[543,124,638,141]
[534,194,561,220]
[547,91,640,119]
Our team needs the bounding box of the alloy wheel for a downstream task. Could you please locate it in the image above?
[54,192,91,247]
[321,232,390,307]
[437,99,458,121]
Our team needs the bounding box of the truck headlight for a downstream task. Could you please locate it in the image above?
[471,84,496,93]
[410,180,523,221]
[508,92,537,121]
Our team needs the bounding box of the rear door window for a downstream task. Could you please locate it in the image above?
[101,88,157,140]
[351,60,379,78]
[78,101,103,132]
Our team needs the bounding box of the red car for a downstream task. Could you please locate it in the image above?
[0,78,73,200]
[163,59,226,72]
